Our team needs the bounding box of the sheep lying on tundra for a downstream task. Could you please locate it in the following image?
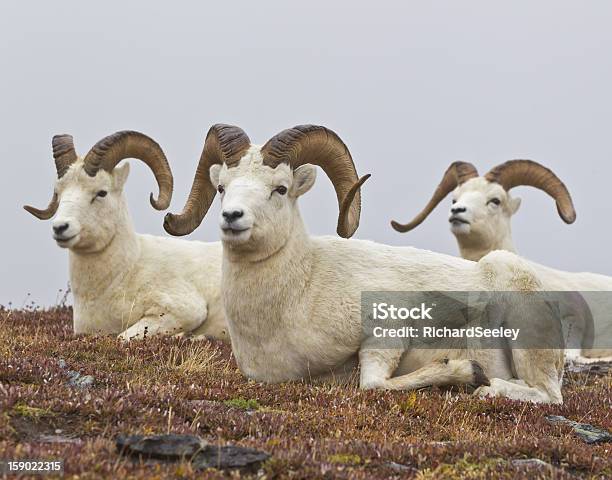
[25,132,227,342]
[390,160,576,261]
[391,160,612,362]
[164,124,565,404]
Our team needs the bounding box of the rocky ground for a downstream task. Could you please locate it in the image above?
[0,307,610,479]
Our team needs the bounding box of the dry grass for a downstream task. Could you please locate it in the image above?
[0,307,610,479]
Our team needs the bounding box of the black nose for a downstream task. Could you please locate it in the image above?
[53,223,70,235]
[222,210,244,223]
[451,206,466,215]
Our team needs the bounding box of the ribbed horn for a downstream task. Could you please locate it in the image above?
[24,134,78,219]
[261,125,369,238]
[24,193,59,220]
[52,134,78,178]
[391,161,478,233]
[485,160,576,224]
[83,131,173,210]
[163,125,251,236]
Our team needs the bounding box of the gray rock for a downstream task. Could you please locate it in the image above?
[192,445,270,472]
[511,458,553,469]
[67,370,95,388]
[546,415,612,444]
[58,360,95,388]
[116,434,205,459]
[116,434,270,472]
[565,362,610,375]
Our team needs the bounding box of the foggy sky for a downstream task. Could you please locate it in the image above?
[2,1,612,307]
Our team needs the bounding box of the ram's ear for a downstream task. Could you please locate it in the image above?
[510,196,521,214]
[292,164,317,197]
[209,164,222,188]
[113,163,130,190]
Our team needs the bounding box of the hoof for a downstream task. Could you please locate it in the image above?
[474,385,494,399]
[470,360,490,387]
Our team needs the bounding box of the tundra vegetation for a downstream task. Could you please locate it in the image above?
[391,160,612,362]
[0,307,610,478]
[24,133,227,341]
[164,124,566,404]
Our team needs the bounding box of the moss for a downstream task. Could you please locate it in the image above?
[419,456,508,479]
[223,397,261,410]
[328,453,362,465]
[12,403,55,418]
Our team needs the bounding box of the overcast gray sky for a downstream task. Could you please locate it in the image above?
[2,1,612,307]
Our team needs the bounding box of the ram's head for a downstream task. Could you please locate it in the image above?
[391,160,576,244]
[164,124,369,255]
[24,132,172,252]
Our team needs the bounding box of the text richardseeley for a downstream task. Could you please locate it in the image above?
[372,325,520,341]
[370,303,520,341]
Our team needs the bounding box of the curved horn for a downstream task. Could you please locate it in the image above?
[24,193,59,220]
[391,161,478,233]
[163,124,251,236]
[83,131,173,210]
[485,160,576,224]
[24,134,77,220]
[52,134,78,178]
[261,125,370,238]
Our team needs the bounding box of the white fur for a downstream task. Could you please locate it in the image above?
[48,159,227,341]
[449,176,612,362]
[450,178,519,261]
[207,147,564,403]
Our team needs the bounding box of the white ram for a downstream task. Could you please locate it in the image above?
[25,132,227,341]
[391,160,612,361]
[164,124,565,404]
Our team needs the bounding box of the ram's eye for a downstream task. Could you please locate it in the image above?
[275,186,288,195]
[451,199,457,204]
[488,198,501,206]
[97,190,108,198]
[217,185,225,194]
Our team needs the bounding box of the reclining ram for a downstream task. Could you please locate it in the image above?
[391,160,612,362]
[164,124,565,404]
[25,132,227,341]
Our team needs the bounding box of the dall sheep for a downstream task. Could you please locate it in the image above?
[391,160,612,361]
[390,160,575,262]
[25,132,227,341]
[164,124,565,404]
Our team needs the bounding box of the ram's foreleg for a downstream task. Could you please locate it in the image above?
[118,305,207,341]
[474,375,563,404]
[359,348,489,391]
[575,348,612,364]
[474,348,563,404]
[467,288,565,404]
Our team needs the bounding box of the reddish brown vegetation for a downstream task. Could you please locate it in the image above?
[0,307,610,479]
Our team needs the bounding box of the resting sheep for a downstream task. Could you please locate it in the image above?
[24,132,227,341]
[390,160,576,261]
[391,160,612,361]
[164,124,564,404]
